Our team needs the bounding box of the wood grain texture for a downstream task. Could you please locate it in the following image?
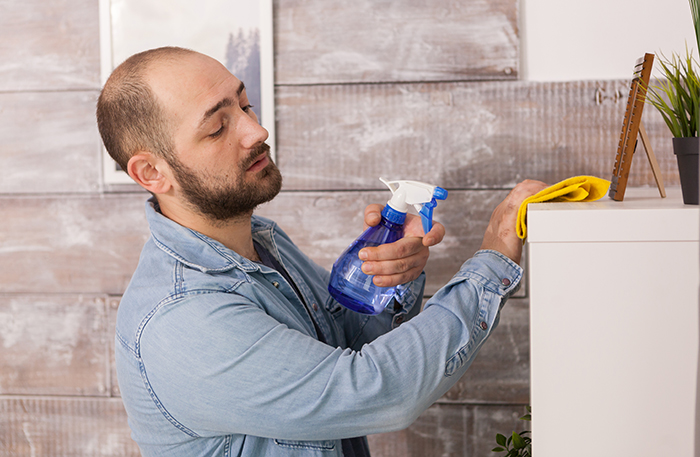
[0,90,103,194]
[0,0,101,91]
[275,80,679,191]
[0,294,109,396]
[108,296,121,398]
[274,0,519,84]
[0,396,139,456]
[0,194,150,295]
[367,403,530,457]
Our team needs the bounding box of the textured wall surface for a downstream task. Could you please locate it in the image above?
[0,0,678,455]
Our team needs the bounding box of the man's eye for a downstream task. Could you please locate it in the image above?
[243,104,254,113]
[210,124,225,138]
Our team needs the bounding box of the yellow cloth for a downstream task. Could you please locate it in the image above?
[517,175,611,239]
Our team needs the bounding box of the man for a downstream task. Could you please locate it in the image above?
[97,46,546,457]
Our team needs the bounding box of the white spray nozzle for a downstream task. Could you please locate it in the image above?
[379,177,448,234]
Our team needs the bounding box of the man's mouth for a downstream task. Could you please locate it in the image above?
[246,151,270,172]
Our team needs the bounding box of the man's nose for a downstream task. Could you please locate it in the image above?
[238,111,269,149]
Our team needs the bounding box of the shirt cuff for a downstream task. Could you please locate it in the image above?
[460,250,523,299]
[389,271,426,327]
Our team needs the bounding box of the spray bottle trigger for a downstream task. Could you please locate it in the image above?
[418,199,437,234]
[417,186,447,234]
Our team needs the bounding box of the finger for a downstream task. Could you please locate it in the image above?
[360,246,428,277]
[359,236,425,262]
[371,266,424,288]
[363,204,383,230]
[363,249,429,287]
[422,222,445,247]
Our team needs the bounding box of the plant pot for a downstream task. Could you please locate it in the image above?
[673,137,699,205]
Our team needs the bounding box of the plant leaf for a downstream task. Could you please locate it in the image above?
[647,48,700,137]
[512,431,526,449]
[496,433,507,446]
[692,0,700,53]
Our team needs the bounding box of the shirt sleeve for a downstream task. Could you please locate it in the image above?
[138,249,521,441]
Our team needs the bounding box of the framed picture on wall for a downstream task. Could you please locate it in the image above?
[98,0,275,185]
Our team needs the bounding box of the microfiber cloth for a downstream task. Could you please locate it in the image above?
[517,175,611,239]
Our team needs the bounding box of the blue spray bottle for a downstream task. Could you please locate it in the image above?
[328,178,448,315]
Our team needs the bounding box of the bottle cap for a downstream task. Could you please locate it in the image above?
[379,178,448,234]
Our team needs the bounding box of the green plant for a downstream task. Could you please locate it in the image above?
[492,406,531,457]
[691,0,700,53]
[644,0,700,138]
[645,49,700,138]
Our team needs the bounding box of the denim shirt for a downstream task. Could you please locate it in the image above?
[115,199,522,457]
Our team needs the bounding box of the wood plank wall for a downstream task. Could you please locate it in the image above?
[0,0,679,455]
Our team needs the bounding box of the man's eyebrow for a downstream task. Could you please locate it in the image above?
[198,82,246,128]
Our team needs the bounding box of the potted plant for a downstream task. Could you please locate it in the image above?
[645,0,700,204]
[492,406,531,457]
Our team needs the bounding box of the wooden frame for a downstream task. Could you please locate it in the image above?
[98,0,276,185]
[609,53,665,200]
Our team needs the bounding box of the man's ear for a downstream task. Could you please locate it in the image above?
[127,152,173,195]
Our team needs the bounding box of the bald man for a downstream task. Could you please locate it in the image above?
[97,46,546,457]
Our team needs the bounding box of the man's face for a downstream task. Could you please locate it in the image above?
[149,53,282,221]
[167,141,282,221]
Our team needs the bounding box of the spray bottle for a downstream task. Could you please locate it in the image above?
[328,178,448,315]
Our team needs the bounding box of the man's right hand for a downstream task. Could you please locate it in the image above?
[479,180,548,265]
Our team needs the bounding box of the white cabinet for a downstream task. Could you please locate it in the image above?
[528,187,699,456]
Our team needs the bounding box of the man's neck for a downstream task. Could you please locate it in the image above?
[157,198,259,262]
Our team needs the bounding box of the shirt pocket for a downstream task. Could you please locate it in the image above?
[274,439,337,453]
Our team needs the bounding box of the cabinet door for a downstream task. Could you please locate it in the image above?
[529,240,699,457]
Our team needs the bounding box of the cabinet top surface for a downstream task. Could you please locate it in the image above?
[527,187,699,243]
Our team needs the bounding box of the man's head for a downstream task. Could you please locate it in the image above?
[96,46,281,222]
[96,46,186,171]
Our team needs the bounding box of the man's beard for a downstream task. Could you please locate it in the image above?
[167,142,282,222]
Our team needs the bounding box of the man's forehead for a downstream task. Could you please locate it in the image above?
[147,52,216,90]
[146,53,241,117]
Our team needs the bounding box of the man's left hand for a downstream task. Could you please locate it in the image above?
[357,204,445,288]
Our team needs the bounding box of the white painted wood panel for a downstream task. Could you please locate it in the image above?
[0,91,102,194]
[0,295,109,396]
[276,80,679,190]
[274,0,519,84]
[0,397,139,456]
[0,0,101,91]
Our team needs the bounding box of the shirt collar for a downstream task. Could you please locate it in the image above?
[144,197,275,274]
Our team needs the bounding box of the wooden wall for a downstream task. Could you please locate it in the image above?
[0,0,678,455]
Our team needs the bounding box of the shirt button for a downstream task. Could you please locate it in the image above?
[312,303,319,311]
[272,281,279,288]
[501,278,511,287]
[480,321,488,330]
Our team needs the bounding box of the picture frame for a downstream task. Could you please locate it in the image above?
[608,53,665,201]
[98,0,276,185]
